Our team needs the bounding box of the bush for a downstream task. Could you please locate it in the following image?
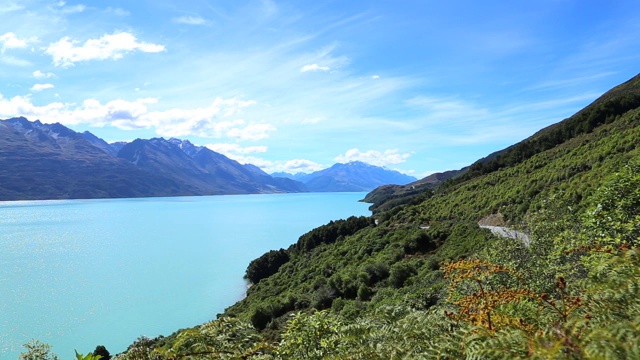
[245,248,290,284]
[389,261,418,288]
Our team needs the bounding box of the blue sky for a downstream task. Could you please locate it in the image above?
[1,1,640,176]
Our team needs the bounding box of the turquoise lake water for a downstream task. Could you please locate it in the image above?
[0,193,370,359]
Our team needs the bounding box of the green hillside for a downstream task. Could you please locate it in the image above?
[110,74,640,359]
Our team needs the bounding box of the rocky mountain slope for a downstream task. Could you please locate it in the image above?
[0,117,306,200]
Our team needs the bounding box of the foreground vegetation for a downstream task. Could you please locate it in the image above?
[107,160,640,359]
[23,74,640,359]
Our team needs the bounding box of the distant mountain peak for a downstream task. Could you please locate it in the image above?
[344,161,379,168]
[168,137,202,157]
[273,161,416,192]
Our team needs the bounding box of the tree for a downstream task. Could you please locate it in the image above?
[584,161,640,247]
[75,350,102,360]
[244,248,289,284]
[19,340,59,360]
[93,345,111,360]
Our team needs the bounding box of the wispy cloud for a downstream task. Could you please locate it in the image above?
[405,96,491,127]
[45,32,165,67]
[257,0,278,19]
[105,7,130,16]
[0,55,31,66]
[173,15,207,25]
[301,117,323,124]
[528,72,618,91]
[0,2,24,13]
[59,4,86,14]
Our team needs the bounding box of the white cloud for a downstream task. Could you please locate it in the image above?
[226,123,276,141]
[0,32,28,52]
[0,93,66,119]
[52,1,85,13]
[222,157,324,174]
[45,32,166,67]
[205,143,268,155]
[30,83,55,92]
[280,159,324,173]
[371,75,380,79]
[232,155,274,168]
[33,70,56,79]
[300,63,330,72]
[0,94,273,141]
[334,148,411,167]
[174,16,207,25]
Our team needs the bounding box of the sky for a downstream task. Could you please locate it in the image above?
[1,1,640,177]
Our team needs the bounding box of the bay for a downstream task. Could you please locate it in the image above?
[0,193,370,359]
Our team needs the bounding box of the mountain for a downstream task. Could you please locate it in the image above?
[271,171,313,183]
[0,117,184,200]
[80,130,119,157]
[109,141,128,154]
[0,118,306,200]
[272,161,417,192]
[165,138,307,194]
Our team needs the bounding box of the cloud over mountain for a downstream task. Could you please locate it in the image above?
[335,148,412,167]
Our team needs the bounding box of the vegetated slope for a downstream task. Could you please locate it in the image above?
[116,73,640,359]
[460,73,640,182]
[366,74,640,214]
[224,73,640,328]
[363,168,464,214]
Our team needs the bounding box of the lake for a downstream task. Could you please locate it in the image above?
[0,193,371,359]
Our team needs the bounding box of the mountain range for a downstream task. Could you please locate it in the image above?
[272,161,416,192]
[0,117,305,200]
[0,117,415,200]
